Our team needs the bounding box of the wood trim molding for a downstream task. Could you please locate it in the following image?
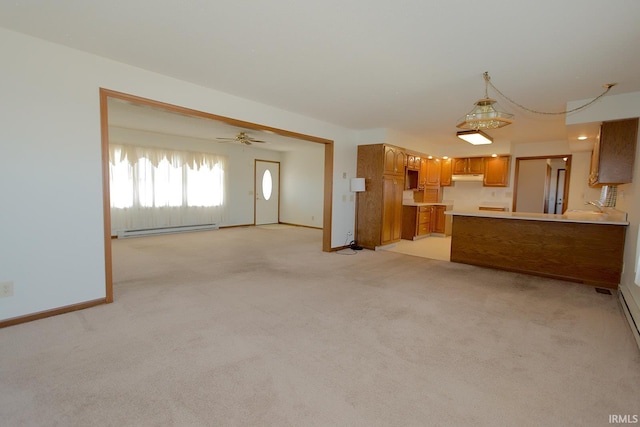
[0,298,106,329]
[98,89,333,145]
[323,143,334,252]
[99,90,114,303]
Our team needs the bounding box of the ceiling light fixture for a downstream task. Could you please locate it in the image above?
[457,72,514,131]
[457,130,493,145]
[578,136,588,140]
[456,72,617,136]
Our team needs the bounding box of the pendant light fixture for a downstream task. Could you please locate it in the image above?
[455,72,617,144]
[456,72,514,131]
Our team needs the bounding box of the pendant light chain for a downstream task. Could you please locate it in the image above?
[483,71,616,116]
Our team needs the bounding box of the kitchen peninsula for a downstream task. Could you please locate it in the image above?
[447,209,629,289]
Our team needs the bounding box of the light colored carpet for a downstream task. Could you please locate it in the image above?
[1,226,639,426]
[383,236,452,261]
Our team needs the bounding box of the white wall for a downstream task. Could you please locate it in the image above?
[515,159,548,213]
[280,145,325,228]
[0,28,358,321]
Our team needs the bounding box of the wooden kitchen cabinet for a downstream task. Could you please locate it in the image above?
[433,205,447,234]
[440,158,452,186]
[483,156,510,187]
[425,158,441,187]
[452,157,484,174]
[589,117,639,186]
[401,205,432,240]
[407,154,421,170]
[384,145,407,176]
[401,204,451,239]
[357,144,406,249]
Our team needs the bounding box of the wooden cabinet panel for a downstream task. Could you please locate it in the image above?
[357,144,405,249]
[468,157,484,174]
[425,158,441,187]
[452,157,484,174]
[433,205,446,234]
[589,117,638,185]
[484,156,510,187]
[407,155,421,170]
[384,145,406,176]
[450,215,626,288]
[452,158,468,174]
[440,158,452,186]
[382,175,404,245]
[419,158,427,188]
[401,205,433,239]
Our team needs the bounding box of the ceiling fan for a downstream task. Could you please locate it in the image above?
[216,131,266,145]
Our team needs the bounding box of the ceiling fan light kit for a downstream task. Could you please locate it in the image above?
[216,131,266,145]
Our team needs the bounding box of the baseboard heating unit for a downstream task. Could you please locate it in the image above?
[618,288,640,350]
[117,223,218,238]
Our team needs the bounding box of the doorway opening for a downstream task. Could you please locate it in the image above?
[512,155,572,214]
[99,88,334,303]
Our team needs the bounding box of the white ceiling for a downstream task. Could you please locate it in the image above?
[2,1,640,149]
[107,98,318,152]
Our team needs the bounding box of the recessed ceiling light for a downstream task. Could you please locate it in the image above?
[491,154,498,157]
[578,136,588,140]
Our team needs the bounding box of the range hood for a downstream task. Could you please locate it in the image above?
[451,174,484,182]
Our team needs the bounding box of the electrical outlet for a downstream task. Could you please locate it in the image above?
[0,281,14,298]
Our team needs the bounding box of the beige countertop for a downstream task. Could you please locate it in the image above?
[445,208,629,225]
[403,202,453,207]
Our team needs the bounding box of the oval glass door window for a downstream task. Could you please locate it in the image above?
[262,169,273,201]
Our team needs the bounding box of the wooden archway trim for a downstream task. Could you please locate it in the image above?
[99,88,335,304]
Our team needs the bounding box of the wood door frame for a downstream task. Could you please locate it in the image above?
[99,88,334,304]
[512,155,572,214]
[254,160,281,225]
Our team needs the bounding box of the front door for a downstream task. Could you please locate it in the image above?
[255,160,280,225]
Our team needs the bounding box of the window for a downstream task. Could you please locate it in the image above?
[109,144,227,233]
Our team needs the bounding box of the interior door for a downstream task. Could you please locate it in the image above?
[555,169,566,214]
[255,160,280,225]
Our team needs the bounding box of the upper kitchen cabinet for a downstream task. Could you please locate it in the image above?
[440,158,452,186]
[483,156,511,187]
[384,145,407,176]
[407,154,421,171]
[425,158,441,187]
[589,117,639,186]
[453,157,484,174]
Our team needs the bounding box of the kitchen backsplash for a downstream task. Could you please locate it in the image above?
[442,181,512,211]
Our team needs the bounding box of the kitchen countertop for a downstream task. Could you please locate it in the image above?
[445,208,629,225]
[403,202,452,207]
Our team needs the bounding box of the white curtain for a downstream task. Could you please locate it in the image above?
[109,144,227,235]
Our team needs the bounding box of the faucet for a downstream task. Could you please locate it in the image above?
[586,200,605,212]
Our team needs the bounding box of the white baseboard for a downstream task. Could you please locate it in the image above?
[117,223,218,238]
[618,286,640,351]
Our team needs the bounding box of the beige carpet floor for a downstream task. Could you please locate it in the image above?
[1,226,639,426]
